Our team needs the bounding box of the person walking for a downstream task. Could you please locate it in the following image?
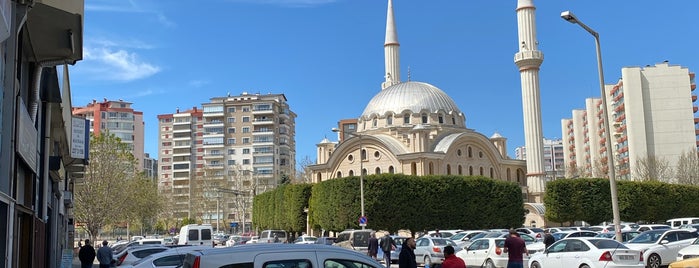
[503,229,527,268]
[368,232,379,260]
[78,239,96,268]
[398,237,417,268]
[441,245,465,268]
[96,240,114,268]
[543,229,555,250]
[380,233,396,266]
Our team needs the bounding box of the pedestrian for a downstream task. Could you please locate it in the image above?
[367,231,379,260]
[543,229,555,250]
[96,240,114,268]
[398,237,417,268]
[503,229,527,268]
[78,239,96,268]
[380,232,396,266]
[441,245,465,268]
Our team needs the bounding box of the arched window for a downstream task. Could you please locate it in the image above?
[387,115,393,125]
[317,173,322,182]
[411,162,417,175]
[507,168,511,181]
[458,165,463,175]
[479,167,484,176]
[438,114,444,124]
[388,166,395,174]
[375,167,381,174]
[404,114,410,124]
[457,149,462,156]
[372,118,378,128]
[349,170,354,177]
[336,171,342,178]
[421,113,428,124]
[469,166,473,175]
[428,162,434,175]
[490,168,494,178]
[452,117,456,125]
[361,149,367,161]
[362,168,368,176]
[468,147,473,158]
[446,164,451,175]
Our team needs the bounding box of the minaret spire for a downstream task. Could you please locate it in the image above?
[514,0,546,202]
[382,0,401,90]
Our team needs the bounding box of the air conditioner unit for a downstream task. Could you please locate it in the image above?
[63,191,73,207]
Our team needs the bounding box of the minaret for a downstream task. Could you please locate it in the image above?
[381,0,401,90]
[514,0,546,202]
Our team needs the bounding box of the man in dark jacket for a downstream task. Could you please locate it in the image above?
[368,232,379,260]
[380,233,396,266]
[543,229,555,250]
[398,237,417,268]
[78,239,96,268]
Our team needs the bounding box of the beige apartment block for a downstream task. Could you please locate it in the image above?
[562,62,698,181]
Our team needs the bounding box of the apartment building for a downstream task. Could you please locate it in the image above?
[515,138,566,181]
[158,92,296,227]
[562,62,698,181]
[72,98,145,172]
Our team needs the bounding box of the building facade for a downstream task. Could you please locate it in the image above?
[158,93,296,232]
[309,0,529,200]
[515,138,565,181]
[0,1,85,267]
[72,99,145,172]
[562,62,698,181]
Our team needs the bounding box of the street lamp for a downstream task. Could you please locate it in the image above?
[332,127,366,229]
[561,10,622,243]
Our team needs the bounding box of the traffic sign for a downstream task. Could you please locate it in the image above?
[358,216,367,226]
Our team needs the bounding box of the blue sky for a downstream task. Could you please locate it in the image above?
[70,0,699,168]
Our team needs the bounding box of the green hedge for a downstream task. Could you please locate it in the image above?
[252,183,313,232]
[545,178,699,224]
[255,174,524,233]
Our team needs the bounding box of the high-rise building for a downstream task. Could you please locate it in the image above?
[515,139,565,181]
[562,62,698,180]
[143,153,158,180]
[72,99,145,172]
[157,93,296,230]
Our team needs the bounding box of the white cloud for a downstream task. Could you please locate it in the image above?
[81,46,160,82]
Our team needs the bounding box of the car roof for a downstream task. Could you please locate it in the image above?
[195,243,375,257]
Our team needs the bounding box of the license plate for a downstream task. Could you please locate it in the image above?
[619,255,634,260]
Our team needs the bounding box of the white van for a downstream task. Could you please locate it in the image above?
[257,230,288,243]
[666,217,699,229]
[177,224,213,245]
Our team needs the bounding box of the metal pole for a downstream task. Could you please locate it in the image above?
[216,192,220,234]
[562,11,622,242]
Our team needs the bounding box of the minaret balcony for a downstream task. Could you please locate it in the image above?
[514,50,544,69]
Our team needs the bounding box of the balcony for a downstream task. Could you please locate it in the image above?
[203,121,224,128]
[252,118,275,126]
[252,129,274,135]
[203,153,224,159]
[206,163,225,169]
[252,108,274,115]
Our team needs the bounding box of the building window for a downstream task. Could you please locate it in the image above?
[336,171,342,178]
[243,137,250,144]
[428,162,434,175]
[242,159,250,165]
[421,113,428,124]
[228,128,236,134]
[227,138,236,144]
[375,167,381,174]
[242,106,250,112]
[468,147,473,158]
[452,117,456,125]
[228,107,236,113]
[490,168,494,178]
[243,148,250,154]
[227,117,236,123]
[387,115,393,125]
[411,162,417,175]
[457,149,462,156]
[446,164,451,175]
[361,149,367,161]
[469,166,473,175]
[438,114,444,124]
[479,167,484,176]
[404,114,410,124]
[349,170,354,176]
[228,149,235,155]
[388,166,394,174]
[242,117,250,123]
[373,118,378,128]
[242,127,250,133]
[228,160,236,165]
[362,168,367,176]
[458,165,463,175]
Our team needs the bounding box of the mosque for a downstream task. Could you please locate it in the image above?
[308,0,548,228]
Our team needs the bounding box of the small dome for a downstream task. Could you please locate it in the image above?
[490,132,504,139]
[361,81,462,118]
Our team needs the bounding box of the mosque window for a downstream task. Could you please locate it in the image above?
[411,162,417,175]
[479,151,484,158]
[349,170,354,176]
[458,165,463,175]
[317,173,322,182]
[421,113,428,124]
[387,115,393,125]
[373,118,378,128]
[468,147,473,158]
[348,154,354,162]
[428,162,434,175]
[457,149,462,156]
[438,114,444,124]
[374,151,380,159]
[404,114,410,124]
[452,117,456,125]
[446,164,451,175]
[469,166,473,175]
[479,167,484,176]
[490,168,494,178]
[388,166,395,174]
[361,149,367,161]
[375,167,381,174]
[507,168,511,180]
[362,168,368,176]
[337,171,342,178]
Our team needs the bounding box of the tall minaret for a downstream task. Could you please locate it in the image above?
[514,0,546,202]
[381,0,401,90]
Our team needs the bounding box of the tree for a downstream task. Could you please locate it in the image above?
[633,155,672,182]
[125,174,162,235]
[675,150,699,185]
[295,156,314,183]
[74,133,137,240]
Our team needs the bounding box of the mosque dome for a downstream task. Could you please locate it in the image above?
[361,81,462,118]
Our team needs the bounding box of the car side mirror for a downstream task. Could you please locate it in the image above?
[660,240,669,245]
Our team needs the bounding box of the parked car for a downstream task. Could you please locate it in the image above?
[177,224,213,246]
[314,237,337,245]
[516,227,545,241]
[225,235,251,247]
[293,235,318,244]
[551,230,598,241]
[181,244,383,268]
[528,238,644,268]
[212,234,229,246]
[425,230,462,238]
[138,238,165,245]
[589,225,615,233]
[122,245,211,268]
[625,229,699,268]
[544,227,573,233]
[377,235,409,264]
[258,229,288,243]
[115,245,170,266]
[498,233,546,254]
[676,237,699,261]
[334,229,373,254]
[637,224,672,232]
[667,218,699,229]
[448,230,485,248]
[456,238,511,268]
[414,237,460,267]
[594,230,641,242]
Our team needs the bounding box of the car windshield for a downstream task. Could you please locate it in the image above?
[470,232,488,240]
[588,239,628,249]
[595,233,615,238]
[552,232,567,240]
[692,238,699,245]
[450,233,466,240]
[628,230,664,244]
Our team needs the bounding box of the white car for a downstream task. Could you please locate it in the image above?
[625,229,698,268]
[115,246,170,266]
[456,238,511,268]
[414,237,460,267]
[637,224,671,232]
[293,235,318,244]
[181,244,383,268]
[449,230,485,248]
[676,237,699,261]
[528,238,644,268]
[122,246,212,268]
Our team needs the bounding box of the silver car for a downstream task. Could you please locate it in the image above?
[414,237,460,267]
